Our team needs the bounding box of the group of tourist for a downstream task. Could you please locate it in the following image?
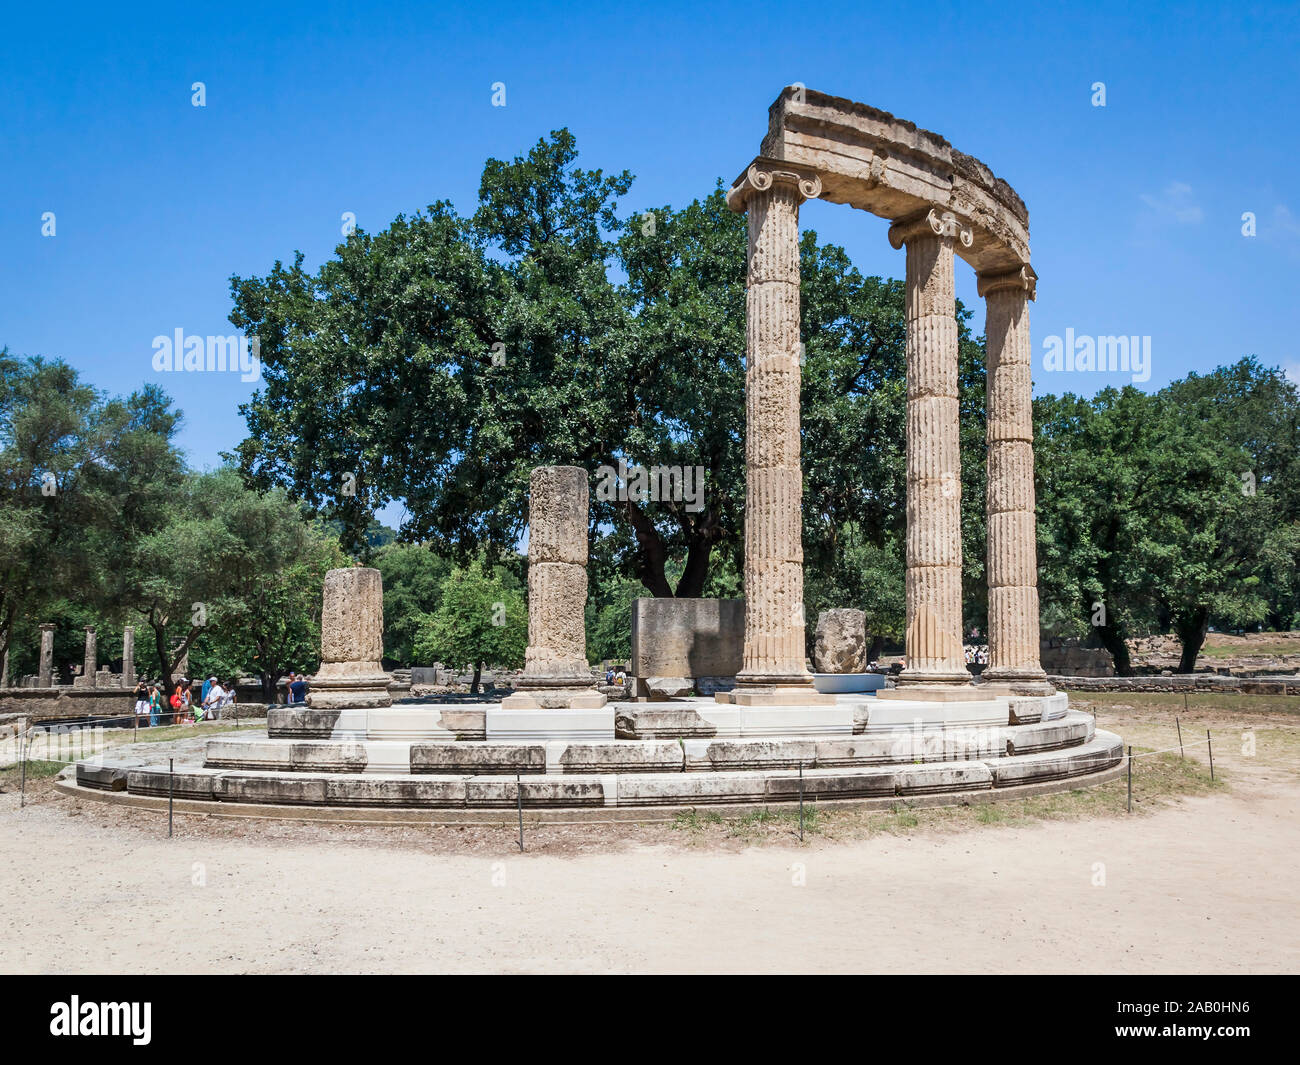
[132,676,235,727]
[284,673,309,704]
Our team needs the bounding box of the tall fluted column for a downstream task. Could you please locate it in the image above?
[980,265,1050,692]
[502,466,606,710]
[725,159,833,706]
[39,624,55,687]
[888,210,970,686]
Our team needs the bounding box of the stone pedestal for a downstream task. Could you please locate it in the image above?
[979,266,1052,695]
[888,210,973,690]
[725,159,835,707]
[502,466,606,711]
[308,567,393,710]
[38,624,54,687]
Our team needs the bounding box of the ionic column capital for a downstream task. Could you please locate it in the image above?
[726,157,822,213]
[39,623,56,632]
[977,264,1038,301]
[888,208,973,250]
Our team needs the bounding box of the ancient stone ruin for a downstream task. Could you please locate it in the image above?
[724,87,1049,699]
[69,88,1123,814]
[307,566,393,710]
[501,466,605,711]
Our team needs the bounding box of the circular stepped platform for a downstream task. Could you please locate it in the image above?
[72,694,1124,813]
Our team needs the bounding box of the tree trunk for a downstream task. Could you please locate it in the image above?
[675,505,723,598]
[675,536,713,598]
[1094,624,1133,676]
[868,634,885,663]
[1174,606,1210,674]
[471,662,482,695]
[625,500,674,597]
[261,670,276,703]
[151,621,174,694]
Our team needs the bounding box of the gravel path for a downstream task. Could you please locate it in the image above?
[2,727,1297,974]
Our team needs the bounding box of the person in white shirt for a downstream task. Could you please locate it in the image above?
[203,681,226,720]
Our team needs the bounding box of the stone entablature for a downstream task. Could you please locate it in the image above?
[756,87,1030,274]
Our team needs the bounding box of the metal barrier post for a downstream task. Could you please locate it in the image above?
[1207,730,1215,781]
[798,762,805,842]
[168,757,174,837]
[20,729,30,808]
[1176,716,1184,759]
[1126,745,1132,813]
[516,771,524,852]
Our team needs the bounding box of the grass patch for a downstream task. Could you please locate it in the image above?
[1199,639,1300,658]
[0,759,66,788]
[660,744,1222,849]
[672,809,724,833]
[1068,691,1300,717]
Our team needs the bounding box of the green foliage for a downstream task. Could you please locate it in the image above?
[585,574,644,664]
[0,352,186,670]
[412,560,526,683]
[228,133,989,607]
[803,528,906,654]
[1036,359,1300,672]
[375,541,454,665]
[100,466,345,691]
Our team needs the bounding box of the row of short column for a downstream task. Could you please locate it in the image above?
[12,624,136,688]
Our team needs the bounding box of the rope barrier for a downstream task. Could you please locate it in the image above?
[1129,741,1211,759]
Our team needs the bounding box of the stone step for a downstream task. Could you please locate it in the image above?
[116,732,1122,809]
[266,692,1070,744]
[206,711,1096,775]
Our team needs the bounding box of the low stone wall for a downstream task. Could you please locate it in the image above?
[1051,674,1300,695]
[1040,641,1114,677]
[0,686,136,723]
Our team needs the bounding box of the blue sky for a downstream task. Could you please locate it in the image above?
[3,0,1297,526]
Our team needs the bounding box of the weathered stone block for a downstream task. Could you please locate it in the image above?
[814,608,868,674]
[411,743,545,774]
[630,598,744,683]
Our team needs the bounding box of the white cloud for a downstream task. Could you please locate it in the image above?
[1140,182,1203,224]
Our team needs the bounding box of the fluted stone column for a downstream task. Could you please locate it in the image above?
[725,159,834,706]
[888,209,971,688]
[39,624,55,687]
[122,625,136,688]
[307,566,393,709]
[502,466,605,710]
[980,266,1051,692]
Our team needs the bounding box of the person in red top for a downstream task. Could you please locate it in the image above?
[169,684,184,726]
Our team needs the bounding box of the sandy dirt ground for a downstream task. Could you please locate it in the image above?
[2,707,1298,974]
